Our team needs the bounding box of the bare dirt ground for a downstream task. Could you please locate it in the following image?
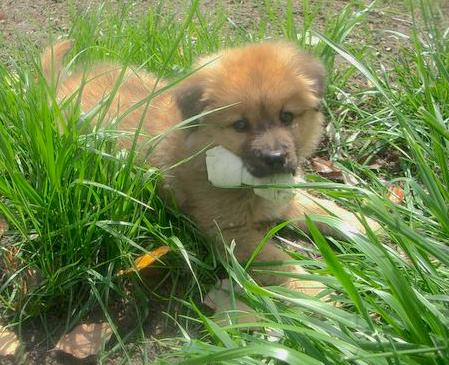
[0,0,440,364]
[0,0,419,65]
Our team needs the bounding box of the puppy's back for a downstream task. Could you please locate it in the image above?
[40,41,178,139]
[41,39,74,85]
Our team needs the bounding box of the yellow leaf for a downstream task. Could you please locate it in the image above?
[388,185,405,204]
[118,246,170,276]
[54,323,112,359]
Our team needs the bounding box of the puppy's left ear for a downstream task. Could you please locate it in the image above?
[297,53,326,98]
[174,80,208,123]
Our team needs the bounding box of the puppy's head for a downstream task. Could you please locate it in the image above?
[175,41,325,177]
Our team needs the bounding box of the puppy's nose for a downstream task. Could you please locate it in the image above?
[261,150,287,169]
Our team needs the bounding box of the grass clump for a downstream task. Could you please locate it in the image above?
[0,0,449,363]
[0,62,203,317]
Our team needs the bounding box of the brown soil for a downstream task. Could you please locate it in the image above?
[0,0,419,65]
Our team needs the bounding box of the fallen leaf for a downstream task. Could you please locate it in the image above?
[0,216,8,240]
[0,326,20,357]
[55,323,112,359]
[117,246,170,276]
[367,161,384,170]
[2,247,19,273]
[17,268,42,306]
[342,171,359,186]
[134,246,170,269]
[388,185,405,204]
[311,157,335,174]
[311,157,344,181]
[311,158,359,185]
[0,12,6,22]
[366,151,401,171]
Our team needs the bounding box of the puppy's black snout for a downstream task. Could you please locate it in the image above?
[261,150,287,169]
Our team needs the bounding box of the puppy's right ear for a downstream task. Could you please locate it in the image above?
[174,81,208,124]
[297,53,326,98]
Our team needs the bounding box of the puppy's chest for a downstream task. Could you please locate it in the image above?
[167,159,289,232]
[188,188,285,232]
[220,199,286,237]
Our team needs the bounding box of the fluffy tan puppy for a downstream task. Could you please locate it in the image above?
[41,40,374,296]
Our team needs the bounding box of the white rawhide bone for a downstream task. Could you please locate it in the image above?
[206,146,297,203]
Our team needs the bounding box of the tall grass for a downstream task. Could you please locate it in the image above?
[0,0,448,363]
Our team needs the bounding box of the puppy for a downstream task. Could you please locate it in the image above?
[41,40,375,296]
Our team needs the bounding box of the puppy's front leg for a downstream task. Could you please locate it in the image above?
[220,226,324,296]
[285,190,380,238]
[204,235,324,320]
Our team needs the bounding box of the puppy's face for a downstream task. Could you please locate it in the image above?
[176,42,325,177]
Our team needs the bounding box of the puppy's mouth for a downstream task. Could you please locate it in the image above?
[243,158,297,178]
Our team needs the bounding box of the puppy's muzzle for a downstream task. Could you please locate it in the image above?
[242,127,298,177]
[261,149,287,169]
[245,148,296,177]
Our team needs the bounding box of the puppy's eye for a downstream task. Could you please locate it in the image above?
[232,119,250,132]
[280,111,294,125]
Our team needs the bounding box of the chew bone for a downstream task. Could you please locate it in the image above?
[205,146,244,187]
[206,146,296,203]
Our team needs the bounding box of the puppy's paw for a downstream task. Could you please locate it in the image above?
[337,212,383,234]
[293,191,383,239]
[203,279,259,324]
[283,265,327,297]
[252,262,328,297]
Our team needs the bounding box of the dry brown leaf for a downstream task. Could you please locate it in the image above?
[16,268,42,306]
[311,157,344,181]
[311,157,336,174]
[388,185,405,204]
[0,216,8,240]
[367,162,383,170]
[365,151,401,171]
[117,245,170,276]
[311,158,360,185]
[2,247,19,272]
[55,323,112,359]
[0,326,20,357]
[342,171,359,186]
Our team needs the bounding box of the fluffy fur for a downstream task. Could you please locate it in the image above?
[42,40,375,294]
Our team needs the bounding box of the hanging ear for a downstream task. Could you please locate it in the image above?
[174,81,208,124]
[296,52,326,98]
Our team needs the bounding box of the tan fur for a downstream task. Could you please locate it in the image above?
[41,40,377,296]
[40,39,74,86]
